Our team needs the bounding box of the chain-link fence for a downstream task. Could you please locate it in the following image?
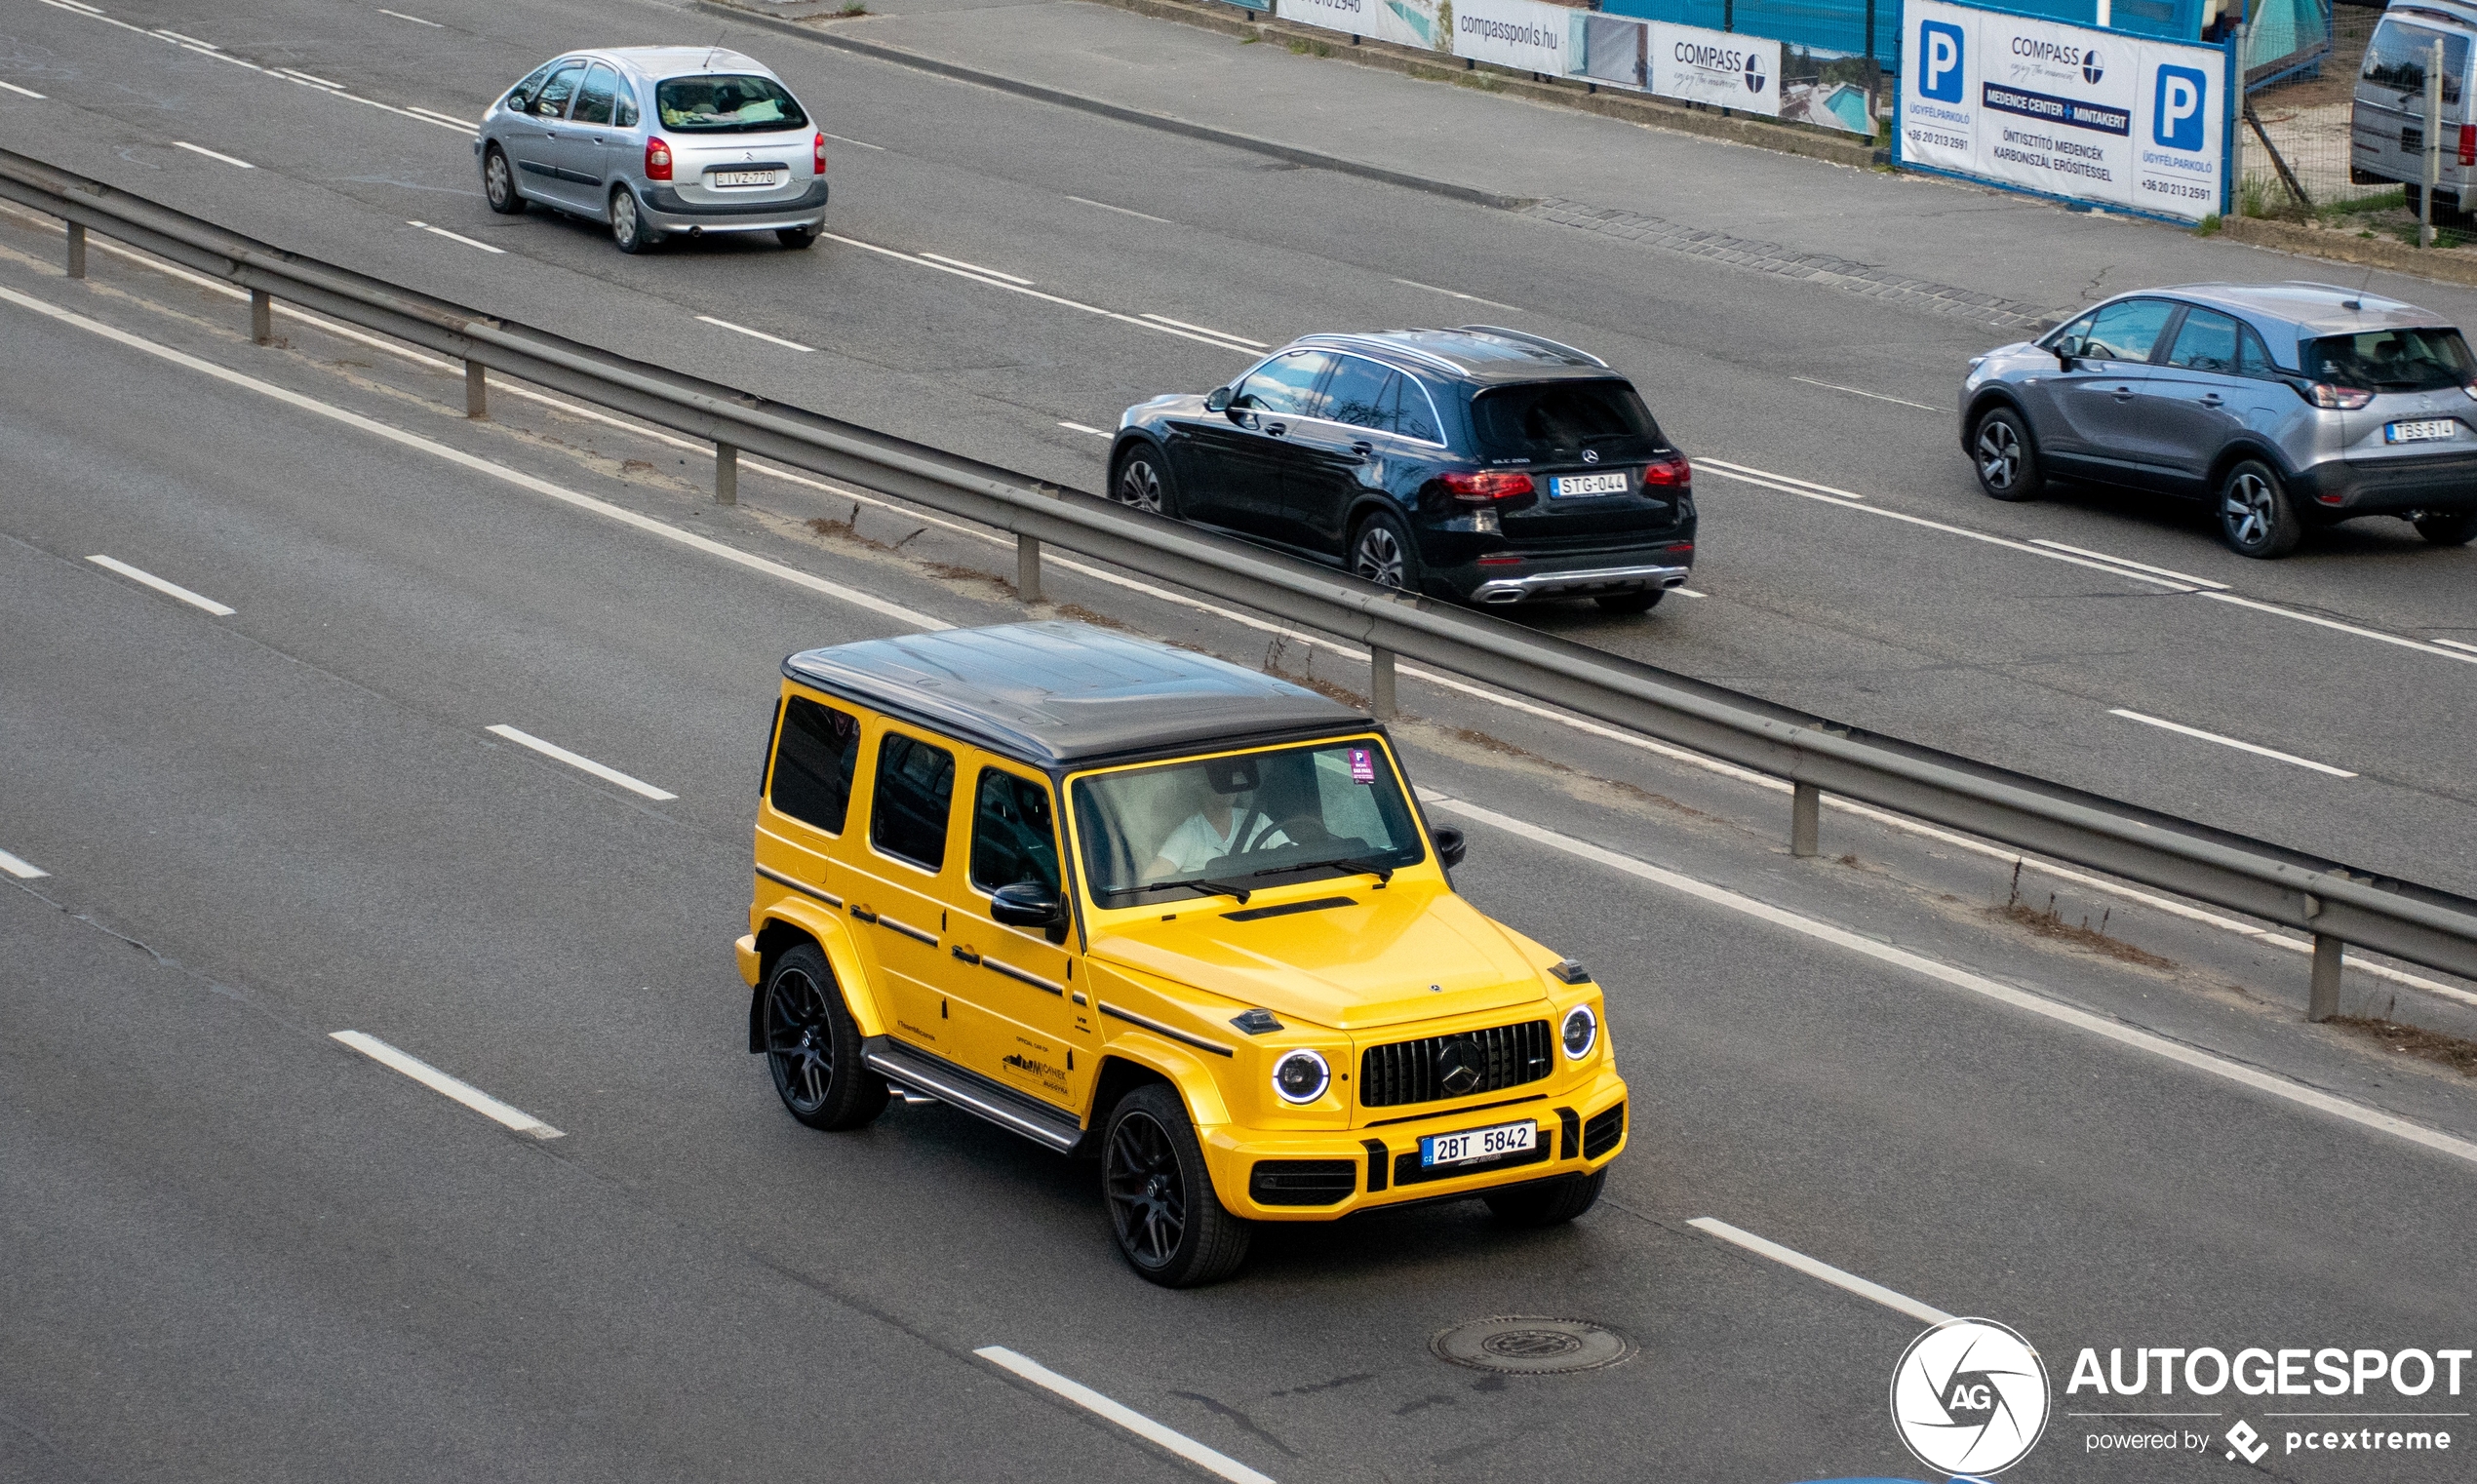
[2239,5,2392,215]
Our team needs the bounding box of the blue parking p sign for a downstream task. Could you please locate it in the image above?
[2153,64,2208,150]
[1920,20,1966,101]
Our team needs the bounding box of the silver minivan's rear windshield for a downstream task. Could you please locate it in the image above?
[2362,20,2468,104]
[1472,380,1665,461]
[2303,329,2476,392]
[655,75,807,133]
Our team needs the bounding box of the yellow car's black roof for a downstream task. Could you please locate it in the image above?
[782,621,1371,766]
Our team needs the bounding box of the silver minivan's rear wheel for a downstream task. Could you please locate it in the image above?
[609,186,654,254]
[483,146,524,215]
[2218,459,2302,558]
[2413,511,2477,546]
[1971,406,2042,501]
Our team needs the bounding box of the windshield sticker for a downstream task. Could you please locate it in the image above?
[1349,748,1376,783]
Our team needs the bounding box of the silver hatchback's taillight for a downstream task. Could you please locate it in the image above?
[2306,382,2373,410]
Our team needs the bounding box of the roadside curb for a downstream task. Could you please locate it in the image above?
[2219,215,2477,291]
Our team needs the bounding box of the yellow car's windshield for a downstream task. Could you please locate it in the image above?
[1073,739,1425,907]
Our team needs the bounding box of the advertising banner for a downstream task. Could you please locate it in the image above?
[1579,12,1648,90]
[1899,0,2225,219]
[1648,21,1782,116]
[1450,0,1581,76]
[1280,0,1448,52]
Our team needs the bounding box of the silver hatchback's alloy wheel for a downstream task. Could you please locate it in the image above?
[483,148,522,215]
[1116,453,1164,514]
[2217,459,2301,559]
[1977,419,2021,489]
[1353,521,1407,588]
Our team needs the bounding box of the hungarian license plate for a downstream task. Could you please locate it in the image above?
[1421,1118,1537,1167]
[710,169,778,188]
[2385,418,2457,444]
[1551,472,1629,498]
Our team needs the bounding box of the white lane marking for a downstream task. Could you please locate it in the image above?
[1066,194,1171,224]
[695,314,815,353]
[1697,457,1868,503]
[1688,1218,1955,1326]
[2437,638,2477,655]
[329,1031,564,1138]
[2199,589,2477,666]
[376,7,444,24]
[173,141,255,169]
[1058,420,1113,438]
[407,219,504,254]
[0,81,47,98]
[2108,708,2357,778]
[821,231,1261,355]
[1140,312,1266,348]
[276,66,344,90]
[152,27,215,47]
[487,724,676,801]
[973,1347,1277,1484]
[1790,375,1939,411]
[818,129,883,150]
[918,250,1032,285]
[87,554,235,614]
[44,0,104,13]
[1430,791,2477,1168]
[2030,538,2229,590]
[0,846,49,879]
[1390,276,1523,312]
[404,104,476,127]
[0,286,945,631]
[1671,586,1708,598]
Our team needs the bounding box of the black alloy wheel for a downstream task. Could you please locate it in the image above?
[777,226,819,250]
[2218,459,2302,558]
[483,147,524,215]
[609,186,654,254]
[1482,1169,1608,1227]
[761,944,886,1131]
[1350,510,1418,592]
[1102,1083,1251,1287]
[1971,407,2042,501]
[1594,589,1664,615]
[2414,511,2477,546]
[1112,446,1174,517]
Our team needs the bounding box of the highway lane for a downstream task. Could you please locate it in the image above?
[8,231,2477,1482]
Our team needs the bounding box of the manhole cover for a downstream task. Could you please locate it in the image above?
[1431,1316,1635,1375]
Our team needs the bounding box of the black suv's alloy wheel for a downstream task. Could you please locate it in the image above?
[1102,1083,1250,1287]
[1113,448,1171,516]
[1351,511,1417,591]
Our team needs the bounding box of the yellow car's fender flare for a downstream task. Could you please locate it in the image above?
[747,898,889,1051]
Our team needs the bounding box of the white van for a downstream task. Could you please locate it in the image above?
[2351,0,2477,215]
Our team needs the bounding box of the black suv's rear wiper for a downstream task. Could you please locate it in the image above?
[1252,854,1395,885]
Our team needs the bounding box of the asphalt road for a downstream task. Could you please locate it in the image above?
[7,208,2477,1484]
[1,0,2474,905]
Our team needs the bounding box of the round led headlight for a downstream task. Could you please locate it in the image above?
[1560,1004,1599,1061]
[1270,1049,1331,1104]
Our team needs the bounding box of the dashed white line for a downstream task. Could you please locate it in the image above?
[822,231,1261,355]
[275,66,344,90]
[1140,312,1265,348]
[87,554,235,615]
[2030,538,2228,590]
[817,129,883,150]
[0,81,47,98]
[402,104,478,131]
[918,250,1032,285]
[1058,420,1113,438]
[1790,375,1939,411]
[2439,638,2477,655]
[1671,586,1708,598]
[151,27,215,47]
[694,314,815,353]
[2108,709,2357,777]
[408,219,504,254]
[1066,194,1171,224]
[1698,457,1867,502]
[486,724,676,801]
[1689,1218,1955,1327]
[974,1347,1277,1484]
[0,846,49,880]
[1426,791,2477,1168]
[329,1031,564,1138]
[376,7,444,24]
[173,140,255,169]
[1390,276,1524,313]
[2198,588,2477,665]
[44,0,104,14]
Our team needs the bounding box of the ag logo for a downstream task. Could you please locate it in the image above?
[1744,50,1767,94]
[2082,49,2104,85]
[1890,1318,2049,1475]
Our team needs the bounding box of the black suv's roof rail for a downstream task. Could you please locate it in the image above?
[1455,325,1609,368]
[1293,332,1466,376]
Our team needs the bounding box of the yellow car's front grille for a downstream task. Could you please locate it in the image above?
[1358,1019,1552,1108]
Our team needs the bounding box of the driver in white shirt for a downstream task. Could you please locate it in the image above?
[1146,771,1289,879]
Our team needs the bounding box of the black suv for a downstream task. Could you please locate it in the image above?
[1110,328,1697,613]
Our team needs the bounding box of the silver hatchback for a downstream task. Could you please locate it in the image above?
[1961,282,2477,557]
[476,48,829,253]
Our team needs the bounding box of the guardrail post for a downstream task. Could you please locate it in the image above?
[250,288,272,344]
[1791,782,1821,857]
[2308,934,2344,1022]
[463,359,487,419]
[1369,645,1396,721]
[64,220,85,279]
[1016,532,1042,604]
[714,441,737,506]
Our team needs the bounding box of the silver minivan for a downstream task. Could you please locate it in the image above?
[476,48,829,253]
[2350,0,2475,215]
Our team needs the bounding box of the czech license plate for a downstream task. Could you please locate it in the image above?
[711,169,778,188]
[1550,472,1629,498]
[1421,1118,1537,1167]
[2385,419,2457,444]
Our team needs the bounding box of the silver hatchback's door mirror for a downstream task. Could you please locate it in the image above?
[2054,334,2085,370]
[1203,386,1233,412]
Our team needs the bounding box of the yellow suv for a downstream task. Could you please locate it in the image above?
[736,621,1626,1286]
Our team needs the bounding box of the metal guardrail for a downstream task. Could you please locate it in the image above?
[9,144,2477,1012]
